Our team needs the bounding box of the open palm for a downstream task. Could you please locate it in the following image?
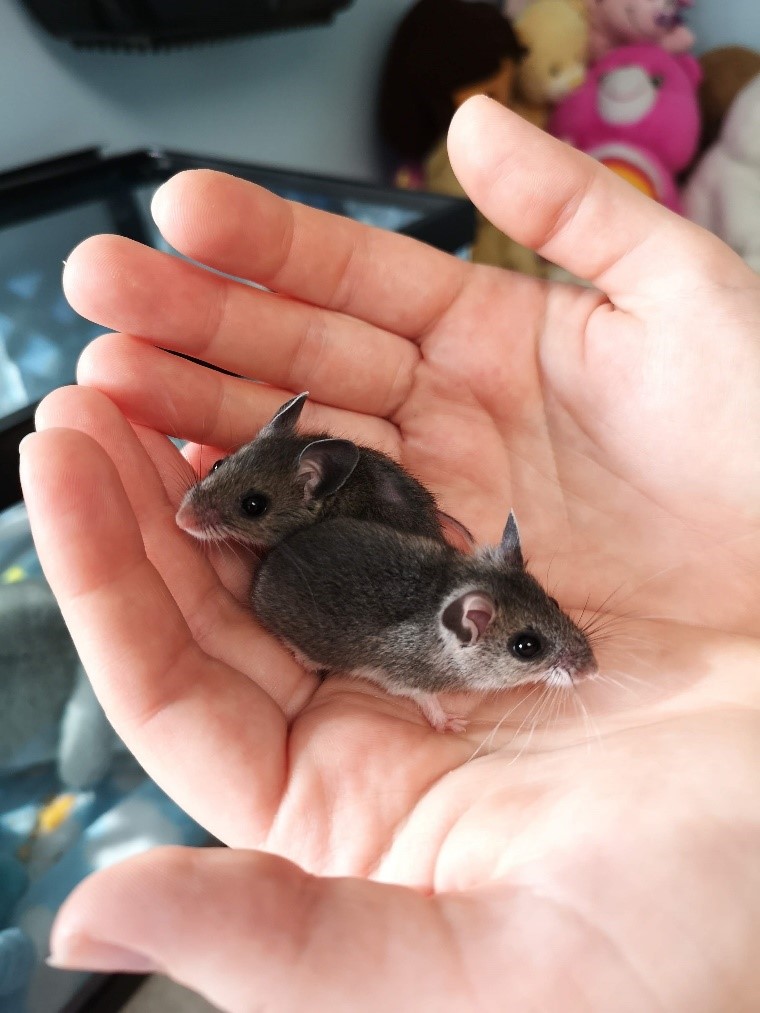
[22,100,760,1010]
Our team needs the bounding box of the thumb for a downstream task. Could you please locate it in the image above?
[48,847,472,1012]
[446,95,733,305]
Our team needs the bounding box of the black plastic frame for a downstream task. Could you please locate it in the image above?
[20,0,355,50]
[0,147,474,510]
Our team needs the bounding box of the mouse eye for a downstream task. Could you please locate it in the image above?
[240,491,270,518]
[549,597,559,609]
[509,631,544,661]
[211,459,225,473]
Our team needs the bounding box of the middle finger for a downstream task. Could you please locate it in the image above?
[64,234,420,418]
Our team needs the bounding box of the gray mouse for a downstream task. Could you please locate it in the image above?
[251,512,598,732]
[176,392,472,552]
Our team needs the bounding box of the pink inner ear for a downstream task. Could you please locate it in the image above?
[462,593,495,643]
[297,458,321,500]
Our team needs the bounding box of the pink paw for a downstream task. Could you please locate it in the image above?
[440,715,469,735]
[413,693,469,734]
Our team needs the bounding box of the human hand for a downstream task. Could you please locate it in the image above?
[21,98,760,1010]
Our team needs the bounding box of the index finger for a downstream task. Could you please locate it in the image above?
[150,169,470,341]
[20,429,288,845]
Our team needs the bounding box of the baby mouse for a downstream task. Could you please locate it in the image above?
[176,391,472,552]
[252,512,598,732]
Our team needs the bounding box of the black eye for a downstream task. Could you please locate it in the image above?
[211,459,225,473]
[549,597,559,608]
[240,491,270,518]
[650,74,664,88]
[509,631,544,660]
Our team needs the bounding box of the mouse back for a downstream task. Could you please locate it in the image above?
[252,512,597,697]
[176,391,452,549]
[252,518,454,674]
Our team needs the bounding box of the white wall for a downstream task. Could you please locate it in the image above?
[0,0,758,182]
[0,0,412,180]
[688,0,760,55]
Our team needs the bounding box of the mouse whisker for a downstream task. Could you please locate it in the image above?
[503,683,561,766]
[543,551,559,600]
[466,683,545,762]
[577,590,593,627]
[569,684,604,752]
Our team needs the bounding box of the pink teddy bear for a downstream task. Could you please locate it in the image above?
[549,44,702,212]
[585,0,695,60]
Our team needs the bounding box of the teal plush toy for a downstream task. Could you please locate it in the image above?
[0,579,118,789]
[0,856,34,1011]
[0,929,36,1012]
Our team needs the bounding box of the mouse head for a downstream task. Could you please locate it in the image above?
[176,392,360,550]
[440,513,597,690]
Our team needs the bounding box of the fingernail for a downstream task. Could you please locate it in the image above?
[47,933,161,974]
[150,181,168,222]
[18,433,36,455]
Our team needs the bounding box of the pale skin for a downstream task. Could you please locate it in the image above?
[19,97,760,1011]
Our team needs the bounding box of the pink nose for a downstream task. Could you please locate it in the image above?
[573,659,599,682]
[176,501,220,534]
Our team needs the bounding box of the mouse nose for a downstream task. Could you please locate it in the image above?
[555,648,598,684]
[569,655,599,683]
[176,501,222,535]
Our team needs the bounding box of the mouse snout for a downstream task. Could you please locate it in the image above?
[176,500,222,537]
[548,650,598,687]
[571,657,599,682]
[566,648,599,683]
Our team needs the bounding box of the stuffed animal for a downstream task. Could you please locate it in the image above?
[0,857,33,1012]
[512,0,589,129]
[695,46,760,157]
[684,75,760,272]
[549,44,701,212]
[583,0,694,61]
[0,580,118,791]
[0,928,35,1012]
[378,0,526,163]
[380,0,550,275]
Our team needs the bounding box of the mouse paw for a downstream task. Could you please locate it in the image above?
[413,693,468,734]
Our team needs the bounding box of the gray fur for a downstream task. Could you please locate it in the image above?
[252,519,597,698]
[177,393,449,548]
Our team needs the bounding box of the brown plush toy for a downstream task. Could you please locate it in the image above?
[378,0,526,162]
[696,46,760,157]
[378,0,548,276]
[511,0,589,130]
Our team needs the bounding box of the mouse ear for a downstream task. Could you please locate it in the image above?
[441,592,495,646]
[264,391,309,434]
[498,511,524,569]
[297,439,360,501]
[436,511,476,554]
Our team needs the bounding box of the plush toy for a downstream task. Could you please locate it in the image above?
[684,75,760,273]
[549,44,701,212]
[0,928,35,1012]
[582,0,694,61]
[695,46,760,157]
[380,0,550,275]
[511,0,589,129]
[0,857,33,1012]
[378,0,526,163]
[0,580,118,791]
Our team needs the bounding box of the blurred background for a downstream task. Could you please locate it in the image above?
[1,0,756,180]
[0,2,758,1011]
